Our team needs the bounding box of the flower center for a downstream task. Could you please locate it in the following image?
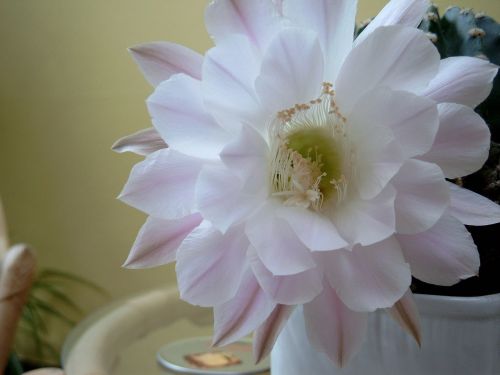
[270,83,350,211]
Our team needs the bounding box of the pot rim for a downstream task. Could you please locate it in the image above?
[413,292,500,318]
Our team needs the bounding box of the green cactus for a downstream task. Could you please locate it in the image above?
[356,7,500,296]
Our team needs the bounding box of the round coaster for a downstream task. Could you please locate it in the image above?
[156,337,269,375]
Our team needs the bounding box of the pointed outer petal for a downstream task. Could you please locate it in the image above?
[245,201,317,276]
[275,206,347,251]
[387,289,421,346]
[253,304,295,363]
[205,0,282,53]
[421,56,498,107]
[195,165,265,233]
[202,35,265,132]
[447,182,500,226]
[220,124,269,185]
[147,74,229,160]
[398,214,480,286]
[129,42,203,87]
[336,25,440,114]
[255,27,324,113]
[249,247,323,305]
[323,236,411,312]
[123,213,202,269]
[350,87,439,159]
[303,284,368,367]
[119,149,202,219]
[419,103,491,179]
[332,185,397,246]
[0,198,8,255]
[213,268,275,347]
[112,128,167,156]
[355,0,429,46]
[282,0,358,83]
[176,222,248,307]
[392,159,449,235]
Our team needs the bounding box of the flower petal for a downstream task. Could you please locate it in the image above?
[112,128,167,156]
[275,206,347,251]
[253,304,295,363]
[398,214,480,286]
[447,182,500,226]
[392,159,449,235]
[336,25,440,114]
[123,213,202,269]
[129,42,203,86]
[119,149,202,219]
[350,87,438,159]
[419,103,490,179]
[355,0,429,46]
[304,284,367,367]
[220,124,269,186]
[176,222,248,307]
[205,0,281,53]
[195,165,265,233]
[323,236,411,312]
[202,35,264,131]
[245,201,316,276]
[421,56,498,107]
[147,74,229,159]
[332,184,397,247]
[283,0,358,82]
[255,27,324,113]
[387,289,421,346]
[213,268,275,347]
[249,248,323,305]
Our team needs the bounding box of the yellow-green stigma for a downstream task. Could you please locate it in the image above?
[270,84,349,211]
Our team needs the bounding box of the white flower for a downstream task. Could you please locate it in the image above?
[115,0,500,366]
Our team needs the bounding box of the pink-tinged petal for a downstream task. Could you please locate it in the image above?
[253,304,295,363]
[195,165,265,233]
[392,159,449,235]
[213,268,275,347]
[336,25,440,114]
[202,35,265,132]
[323,236,411,311]
[447,182,500,226]
[421,56,498,107]
[275,206,347,251]
[419,103,490,179]
[0,198,8,255]
[387,289,421,346]
[245,201,316,276]
[333,185,397,246]
[112,128,167,156]
[123,213,202,269]
[176,222,248,307]
[129,42,203,86]
[355,0,429,46]
[119,149,202,219]
[147,74,229,159]
[350,87,438,159]
[249,248,323,305]
[220,124,269,186]
[205,0,282,53]
[398,214,480,286]
[255,28,324,113]
[304,284,367,367]
[283,0,358,82]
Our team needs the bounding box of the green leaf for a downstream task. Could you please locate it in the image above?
[37,268,109,297]
[31,281,83,314]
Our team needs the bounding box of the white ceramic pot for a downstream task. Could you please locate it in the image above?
[271,293,500,375]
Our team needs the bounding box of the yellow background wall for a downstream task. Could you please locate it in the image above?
[1,0,499,304]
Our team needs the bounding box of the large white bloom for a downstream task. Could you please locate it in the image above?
[114,0,500,366]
